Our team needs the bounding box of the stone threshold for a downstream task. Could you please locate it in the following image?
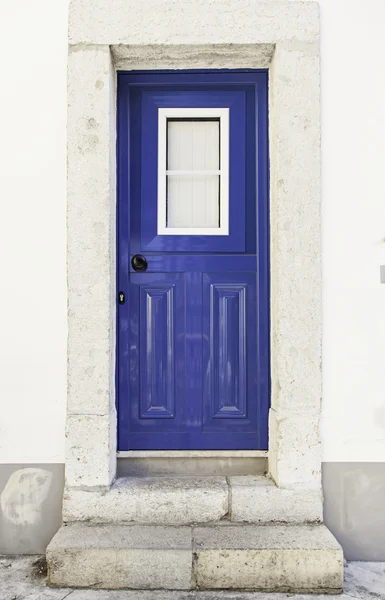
[117,451,268,477]
[63,475,322,525]
[47,522,343,591]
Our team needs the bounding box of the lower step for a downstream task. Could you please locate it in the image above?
[47,523,343,592]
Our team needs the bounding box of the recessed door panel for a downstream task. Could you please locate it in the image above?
[129,273,186,433]
[202,272,257,432]
[139,283,176,419]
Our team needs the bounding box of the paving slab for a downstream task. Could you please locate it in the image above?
[344,561,385,598]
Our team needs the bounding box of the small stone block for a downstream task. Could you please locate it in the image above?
[64,476,228,525]
[47,523,192,589]
[230,475,323,523]
[193,524,343,592]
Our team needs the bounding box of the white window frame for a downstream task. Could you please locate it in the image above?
[157,107,229,236]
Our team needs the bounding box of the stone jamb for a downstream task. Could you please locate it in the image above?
[66,1,321,506]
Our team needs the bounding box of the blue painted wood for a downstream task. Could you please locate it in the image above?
[130,273,186,431]
[117,70,269,450]
[129,254,257,273]
[139,282,176,418]
[202,273,256,425]
[202,272,258,435]
[140,89,246,252]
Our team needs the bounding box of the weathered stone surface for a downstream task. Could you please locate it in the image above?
[268,39,321,491]
[64,476,228,524]
[193,524,343,592]
[66,44,117,489]
[269,411,322,490]
[65,412,116,489]
[69,1,319,46]
[65,0,322,512]
[117,451,267,477]
[67,45,116,419]
[4,554,385,599]
[47,523,343,592]
[47,523,192,589]
[112,44,275,71]
[269,41,321,419]
[230,476,323,523]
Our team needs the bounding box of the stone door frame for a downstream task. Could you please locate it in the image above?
[66,0,321,515]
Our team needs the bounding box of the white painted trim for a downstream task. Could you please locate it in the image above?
[117,450,268,458]
[157,107,229,236]
[165,170,221,175]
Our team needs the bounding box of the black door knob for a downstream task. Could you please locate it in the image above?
[131,254,148,271]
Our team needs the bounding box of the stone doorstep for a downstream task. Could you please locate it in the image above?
[47,522,344,592]
[63,475,323,525]
[117,451,268,477]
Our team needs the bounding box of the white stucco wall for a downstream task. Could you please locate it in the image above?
[320,0,385,462]
[0,0,384,464]
[0,1,68,463]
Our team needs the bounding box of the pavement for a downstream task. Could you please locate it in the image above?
[0,556,384,600]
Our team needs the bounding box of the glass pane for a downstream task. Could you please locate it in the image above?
[167,174,220,229]
[167,120,219,171]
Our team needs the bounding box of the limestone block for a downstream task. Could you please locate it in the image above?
[193,524,343,592]
[47,523,343,592]
[47,523,192,589]
[65,412,116,489]
[69,1,319,46]
[63,476,228,524]
[112,44,275,71]
[230,476,323,523]
[67,45,116,417]
[269,41,321,418]
[268,410,322,489]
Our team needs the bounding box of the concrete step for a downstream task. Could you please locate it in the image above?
[47,523,343,592]
[63,475,322,525]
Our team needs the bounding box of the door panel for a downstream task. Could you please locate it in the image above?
[129,273,186,432]
[209,282,247,418]
[139,281,177,419]
[202,272,257,431]
[117,71,269,450]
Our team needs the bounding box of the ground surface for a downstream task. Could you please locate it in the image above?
[0,556,384,600]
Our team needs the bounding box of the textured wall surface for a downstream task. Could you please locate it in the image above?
[0,465,63,554]
[69,0,319,45]
[66,45,117,490]
[268,39,321,489]
[323,463,385,561]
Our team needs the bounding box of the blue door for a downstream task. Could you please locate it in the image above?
[117,71,269,450]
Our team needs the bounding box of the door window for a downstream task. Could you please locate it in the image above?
[157,108,229,235]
